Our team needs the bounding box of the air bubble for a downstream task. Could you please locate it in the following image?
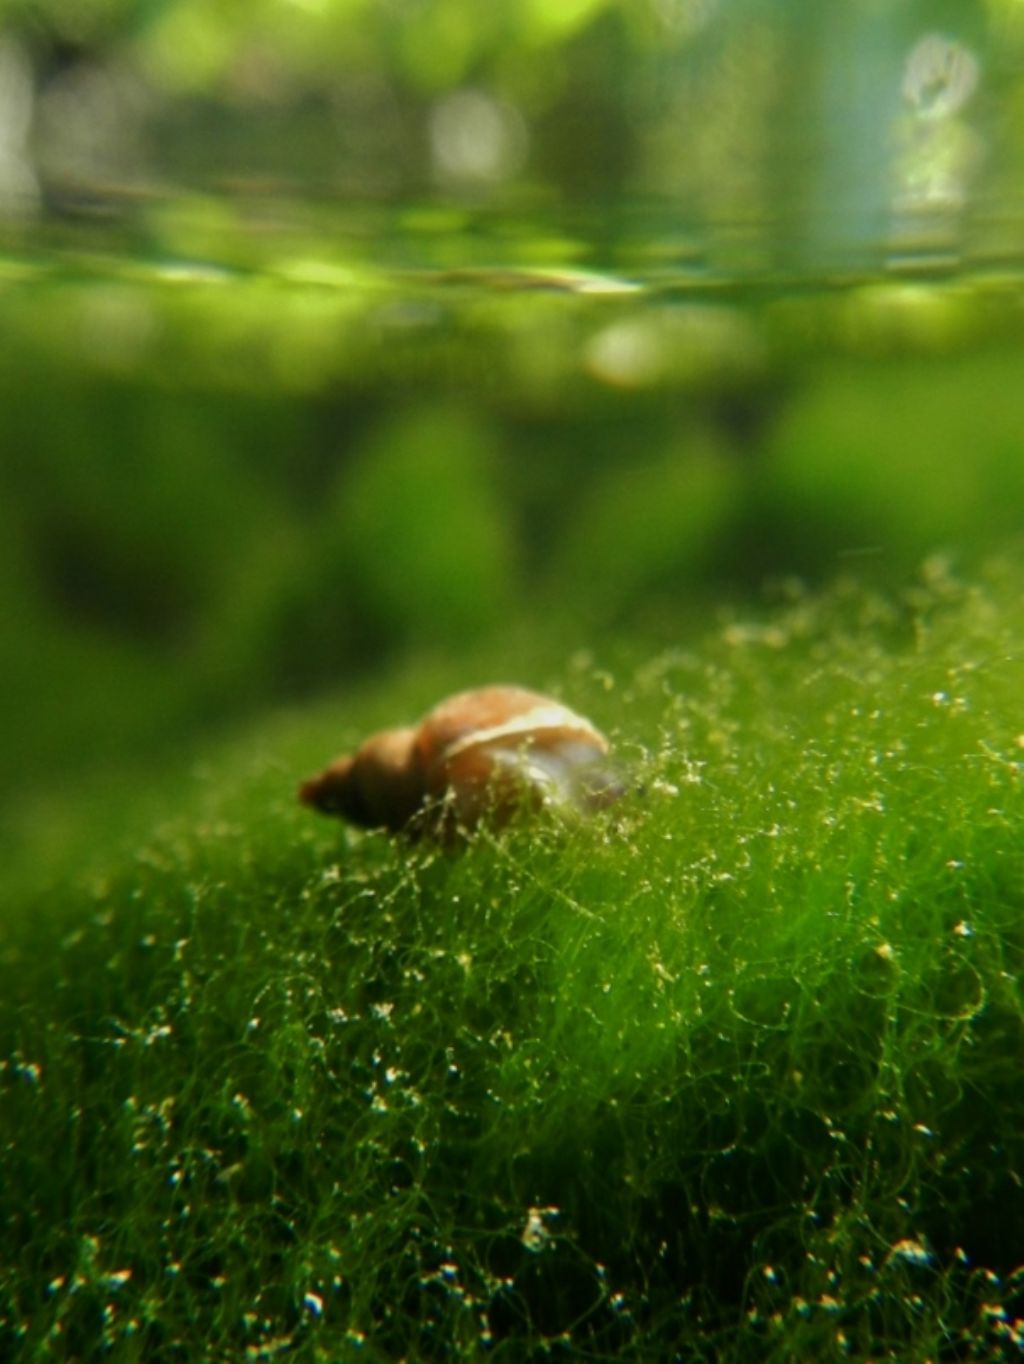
[521,1205,559,1252]
[889,1238,934,1267]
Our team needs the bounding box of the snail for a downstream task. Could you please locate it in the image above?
[299,684,621,836]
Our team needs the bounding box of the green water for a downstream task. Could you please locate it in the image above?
[3,196,1024,816]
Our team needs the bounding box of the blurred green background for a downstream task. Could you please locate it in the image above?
[2,0,1023,815]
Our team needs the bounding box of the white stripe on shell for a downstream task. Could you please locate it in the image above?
[439,704,607,765]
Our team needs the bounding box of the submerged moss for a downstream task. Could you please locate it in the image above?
[1,558,1022,1360]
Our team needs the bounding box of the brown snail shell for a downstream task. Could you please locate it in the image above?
[298,684,620,836]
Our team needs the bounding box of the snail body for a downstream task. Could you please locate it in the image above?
[299,685,619,836]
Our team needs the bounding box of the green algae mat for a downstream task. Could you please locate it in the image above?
[3,557,1023,1361]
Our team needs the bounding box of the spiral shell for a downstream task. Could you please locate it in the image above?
[298,684,620,836]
